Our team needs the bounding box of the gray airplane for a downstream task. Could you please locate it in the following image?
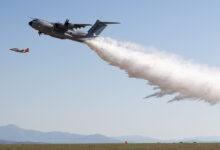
[29,18,119,42]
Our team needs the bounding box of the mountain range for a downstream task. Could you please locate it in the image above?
[0,124,119,143]
[0,124,220,143]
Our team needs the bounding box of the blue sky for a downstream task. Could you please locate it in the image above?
[1,0,220,140]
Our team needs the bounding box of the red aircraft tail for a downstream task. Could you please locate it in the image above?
[25,48,29,52]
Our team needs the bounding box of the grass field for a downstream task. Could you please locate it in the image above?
[1,143,220,150]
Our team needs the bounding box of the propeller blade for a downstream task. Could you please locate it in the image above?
[38,31,42,36]
[64,19,69,26]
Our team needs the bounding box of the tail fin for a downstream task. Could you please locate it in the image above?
[88,20,119,36]
[25,48,29,52]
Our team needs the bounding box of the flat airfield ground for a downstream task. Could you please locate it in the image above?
[1,143,220,150]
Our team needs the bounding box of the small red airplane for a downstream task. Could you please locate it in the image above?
[10,48,29,53]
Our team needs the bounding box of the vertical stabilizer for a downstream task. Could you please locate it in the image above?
[25,48,29,52]
[88,20,119,36]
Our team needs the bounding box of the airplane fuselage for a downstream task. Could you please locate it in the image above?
[29,19,119,43]
[10,48,29,53]
[29,19,91,42]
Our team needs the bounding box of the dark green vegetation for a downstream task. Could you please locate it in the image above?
[1,143,220,150]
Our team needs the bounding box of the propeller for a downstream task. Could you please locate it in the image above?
[38,31,42,36]
[64,19,70,27]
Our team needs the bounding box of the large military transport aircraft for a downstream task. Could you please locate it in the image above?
[29,18,119,42]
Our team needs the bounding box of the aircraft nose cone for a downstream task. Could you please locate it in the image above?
[29,21,33,26]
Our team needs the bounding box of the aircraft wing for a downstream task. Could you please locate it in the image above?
[72,24,91,29]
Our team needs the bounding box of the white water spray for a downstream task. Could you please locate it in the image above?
[85,37,220,104]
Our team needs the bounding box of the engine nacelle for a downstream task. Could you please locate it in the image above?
[54,23,74,31]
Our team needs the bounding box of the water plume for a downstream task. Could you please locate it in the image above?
[85,37,220,104]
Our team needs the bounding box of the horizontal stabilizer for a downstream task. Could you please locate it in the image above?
[99,21,120,24]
